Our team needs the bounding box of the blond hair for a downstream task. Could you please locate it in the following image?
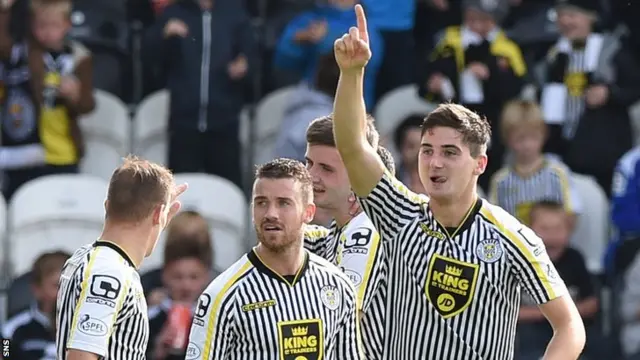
[500,100,546,142]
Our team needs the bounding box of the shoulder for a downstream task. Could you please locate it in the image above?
[490,167,511,185]
[479,201,540,247]
[201,255,253,301]
[545,155,571,176]
[616,147,640,177]
[1,308,32,338]
[88,246,132,276]
[308,253,355,291]
[495,30,522,50]
[344,213,377,236]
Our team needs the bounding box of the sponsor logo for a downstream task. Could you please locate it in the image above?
[86,275,121,308]
[426,254,479,318]
[193,294,211,327]
[277,319,323,360]
[241,299,277,312]
[320,285,340,311]
[475,239,504,263]
[77,314,108,336]
[186,342,201,360]
[343,269,362,286]
[419,223,446,240]
[342,227,372,255]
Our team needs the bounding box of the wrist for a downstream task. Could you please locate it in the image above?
[340,68,365,77]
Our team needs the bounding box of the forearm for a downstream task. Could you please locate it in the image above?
[518,306,546,322]
[542,319,586,360]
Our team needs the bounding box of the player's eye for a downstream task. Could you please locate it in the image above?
[278,199,290,207]
[322,166,333,173]
[422,148,433,155]
[444,150,456,156]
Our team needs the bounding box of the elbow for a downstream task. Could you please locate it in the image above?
[559,316,587,353]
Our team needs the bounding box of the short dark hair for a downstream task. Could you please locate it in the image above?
[421,103,491,157]
[314,52,340,97]
[32,251,71,285]
[306,114,379,148]
[255,158,313,203]
[393,114,424,150]
[377,146,396,176]
[164,235,213,269]
[106,155,175,223]
[529,200,566,225]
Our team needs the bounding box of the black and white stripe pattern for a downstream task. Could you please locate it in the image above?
[489,157,577,221]
[56,242,148,360]
[563,48,588,139]
[359,172,567,359]
[304,221,340,263]
[187,250,362,360]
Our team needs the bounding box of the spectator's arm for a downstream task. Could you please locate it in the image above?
[234,3,256,80]
[0,1,14,60]
[68,46,95,115]
[273,13,315,72]
[606,47,640,108]
[486,39,526,101]
[611,160,640,234]
[416,28,458,101]
[142,7,176,67]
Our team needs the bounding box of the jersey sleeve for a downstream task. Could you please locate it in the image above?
[187,261,250,360]
[338,226,385,312]
[504,225,568,304]
[358,170,428,242]
[66,254,130,357]
[303,224,332,258]
[334,283,364,360]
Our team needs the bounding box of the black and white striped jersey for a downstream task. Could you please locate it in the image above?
[303,213,386,359]
[55,241,149,360]
[360,171,568,360]
[185,249,362,360]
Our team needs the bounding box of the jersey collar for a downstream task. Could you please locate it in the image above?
[94,240,137,268]
[248,249,310,287]
[427,198,483,239]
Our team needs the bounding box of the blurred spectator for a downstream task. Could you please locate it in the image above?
[274,0,383,108]
[489,100,581,226]
[147,235,213,360]
[536,0,640,196]
[1,251,70,360]
[620,251,640,359]
[274,52,339,162]
[361,0,416,100]
[144,210,216,303]
[0,0,95,200]
[143,0,255,188]
[392,113,426,194]
[417,0,526,189]
[607,146,640,276]
[516,201,598,360]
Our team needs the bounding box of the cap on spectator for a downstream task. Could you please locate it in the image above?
[462,0,510,24]
[555,0,600,15]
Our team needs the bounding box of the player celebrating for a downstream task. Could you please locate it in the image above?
[186,158,362,360]
[55,156,187,360]
[303,115,398,358]
[331,5,586,360]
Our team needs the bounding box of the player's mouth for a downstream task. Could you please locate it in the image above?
[313,187,325,194]
[263,224,283,232]
[430,176,447,184]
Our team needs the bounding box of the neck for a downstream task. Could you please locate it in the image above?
[255,241,305,276]
[514,155,544,174]
[38,302,53,315]
[324,201,355,228]
[430,187,478,228]
[99,221,151,269]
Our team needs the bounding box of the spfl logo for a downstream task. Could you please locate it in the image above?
[78,314,108,336]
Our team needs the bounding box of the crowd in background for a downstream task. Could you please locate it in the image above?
[2,0,640,359]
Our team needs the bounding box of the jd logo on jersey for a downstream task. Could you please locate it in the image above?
[426,254,479,318]
[277,319,323,360]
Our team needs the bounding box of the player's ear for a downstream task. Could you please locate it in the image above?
[473,153,488,176]
[303,202,316,224]
[152,203,165,226]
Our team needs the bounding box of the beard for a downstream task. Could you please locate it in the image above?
[255,223,302,254]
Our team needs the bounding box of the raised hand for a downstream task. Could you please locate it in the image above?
[333,4,371,72]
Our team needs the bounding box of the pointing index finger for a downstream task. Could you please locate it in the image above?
[355,4,368,43]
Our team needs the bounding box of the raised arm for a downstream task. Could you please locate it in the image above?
[332,5,385,198]
[333,6,427,241]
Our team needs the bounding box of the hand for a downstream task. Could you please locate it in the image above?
[59,76,80,103]
[164,19,188,38]
[153,322,178,360]
[334,5,371,72]
[431,0,449,11]
[585,84,609,108]
[427,73,444,93]
[166,183,188,224]
[467,62,490,80]
[227,55,248,80]
[307,20,328,43]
